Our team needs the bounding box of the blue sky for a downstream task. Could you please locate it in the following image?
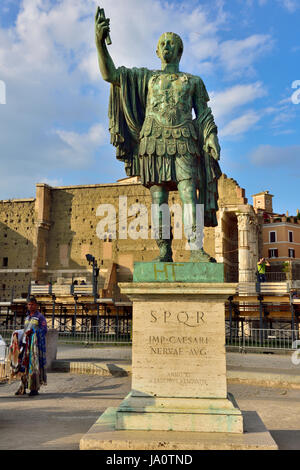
[0,0,299,215]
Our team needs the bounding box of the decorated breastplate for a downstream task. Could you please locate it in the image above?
[146,72,194,126]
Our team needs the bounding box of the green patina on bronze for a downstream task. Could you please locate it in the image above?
[133,262,224,283]
[95,10,222,263]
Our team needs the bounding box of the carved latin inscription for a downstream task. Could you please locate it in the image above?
[148,311,208,358]
[150,310,205,327]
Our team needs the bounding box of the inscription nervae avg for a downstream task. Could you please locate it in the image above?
[131,299,228,399]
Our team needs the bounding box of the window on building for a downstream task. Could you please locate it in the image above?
[268,249,278,258]
[269,231,276,243]
[288,231,293,243]
[2,257,8,267]
[288,249,295,258]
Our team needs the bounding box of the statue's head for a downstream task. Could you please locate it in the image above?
[156,32,183,64]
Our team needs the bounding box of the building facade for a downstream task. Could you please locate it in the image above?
[252,190,300,280]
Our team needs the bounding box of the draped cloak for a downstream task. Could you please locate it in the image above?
[108,66,222,227]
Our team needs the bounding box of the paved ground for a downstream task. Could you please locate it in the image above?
[1,346,300,450]
[0,373,131,450]
[56,344,132,362]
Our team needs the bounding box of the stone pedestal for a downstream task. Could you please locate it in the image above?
[115,275,243,433]
[80,262,278,450]
[116,393,242,433]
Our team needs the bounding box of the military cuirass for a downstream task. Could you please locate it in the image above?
[139,72,199,162]
[145,72,194,126]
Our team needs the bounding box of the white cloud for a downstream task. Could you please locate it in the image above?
[210,82,267,120]
[279,0,299,12]
[36,177,64,187]
[82,0,272,80]
[218,35,273,76]
[55,123,108,166]
[220,111,261,137]
[0,0,278,199]
[253,0,299,10]
[250,144,300,166]
[271,107,297,126]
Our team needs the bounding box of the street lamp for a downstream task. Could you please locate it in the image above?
[85,254,100,302]
[51,294,56,329]
[73,294,78,334]
[85,254,95,264]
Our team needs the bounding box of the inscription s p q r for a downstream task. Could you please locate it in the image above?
[150,310,205,327]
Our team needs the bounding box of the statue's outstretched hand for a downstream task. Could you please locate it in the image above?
[204,133,220,161]
[95,7,110,47]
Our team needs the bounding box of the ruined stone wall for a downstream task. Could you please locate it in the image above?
[215,174,254,282]
[0,199,35,299]
[45,183,190,283]
[218,174,248,207]
[44,174,248,281]
[0,173,252,296]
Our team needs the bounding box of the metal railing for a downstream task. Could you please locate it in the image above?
[238,281,289,296]
[57,328,131,345]
[2,326,300,351]
[0,324,132,346]
[265,272,287,282]
[226,327,299,351]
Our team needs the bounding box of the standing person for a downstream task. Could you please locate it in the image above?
[11,296,47,396]
[257,258,270,283]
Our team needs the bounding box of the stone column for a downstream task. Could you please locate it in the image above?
[214,208,225,264]
[237,212,253,283]
[256,211,264,259]
[31,184,52,282]
[248,215,259,280]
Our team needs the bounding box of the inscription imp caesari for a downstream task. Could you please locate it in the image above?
[149,335,208,345]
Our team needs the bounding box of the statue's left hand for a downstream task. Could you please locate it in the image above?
[204,133,220,161]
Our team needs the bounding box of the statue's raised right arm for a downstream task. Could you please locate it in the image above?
[95,7,119,85]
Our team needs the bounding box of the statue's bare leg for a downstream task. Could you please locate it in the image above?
[177,179,215,263]
[150,185,173,262]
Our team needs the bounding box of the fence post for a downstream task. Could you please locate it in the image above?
[96,303,100,328]
[73,295,78,335]
[228,296,233,344]
[51,295,56,329]
[290,293,295,343]
[258,294,264,345]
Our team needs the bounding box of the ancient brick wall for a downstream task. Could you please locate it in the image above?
[0,173,251,294]
[0,199,35,299]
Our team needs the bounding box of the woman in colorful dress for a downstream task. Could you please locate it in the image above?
[10,296,47,396]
